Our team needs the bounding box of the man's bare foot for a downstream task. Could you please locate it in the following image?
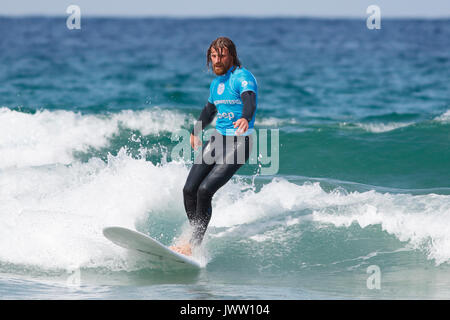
[169,243,192,256]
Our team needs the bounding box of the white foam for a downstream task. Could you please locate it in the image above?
[257,117,298,127]
[0,148,189,271]
[209,178,450,265]
[340,121,414,133]
[434,109,450,123]
[1,146,449,270]
[312,192,450,265]
[359,122,414,133]
[210,179,325,228]
[0,107,191,169]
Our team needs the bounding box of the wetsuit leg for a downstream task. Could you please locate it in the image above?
[185,134,252,246]
[182,137,216,228]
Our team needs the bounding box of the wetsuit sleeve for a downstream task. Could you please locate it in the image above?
[241,91,256,122]
[207,80,215,104]
[191,101,217,135]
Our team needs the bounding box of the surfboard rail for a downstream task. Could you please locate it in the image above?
[103,226,201,269]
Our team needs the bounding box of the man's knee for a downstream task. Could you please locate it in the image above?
[197,182,213,201]
[183,183,197,199]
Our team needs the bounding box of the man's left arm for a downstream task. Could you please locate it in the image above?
[241,91,256,122]
[233,91,256,134]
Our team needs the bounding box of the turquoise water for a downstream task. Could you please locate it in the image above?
[0,17,449,299]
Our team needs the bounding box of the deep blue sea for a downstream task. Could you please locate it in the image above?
[0,17,449,299]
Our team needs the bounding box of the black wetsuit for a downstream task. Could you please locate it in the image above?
[183,91,256,245]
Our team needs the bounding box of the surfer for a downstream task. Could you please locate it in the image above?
[170,37,257,256]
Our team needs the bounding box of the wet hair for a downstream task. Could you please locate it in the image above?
[206,37,241,70]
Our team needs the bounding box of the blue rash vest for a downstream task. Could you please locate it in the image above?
[208,66,257,136]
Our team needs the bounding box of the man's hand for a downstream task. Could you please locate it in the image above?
[233,118,249,135]
[190,133,202,150]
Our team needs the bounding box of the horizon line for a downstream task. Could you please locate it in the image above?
[0,13,449,20]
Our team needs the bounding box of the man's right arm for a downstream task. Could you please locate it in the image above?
[191,101,217,136]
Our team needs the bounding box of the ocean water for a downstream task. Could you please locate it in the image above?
[0,17,449,300]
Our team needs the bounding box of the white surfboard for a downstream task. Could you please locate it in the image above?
[103,226,201,269]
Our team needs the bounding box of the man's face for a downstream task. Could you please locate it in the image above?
[210,47,233,76]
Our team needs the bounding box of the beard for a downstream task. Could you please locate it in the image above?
[213,63,227,75]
